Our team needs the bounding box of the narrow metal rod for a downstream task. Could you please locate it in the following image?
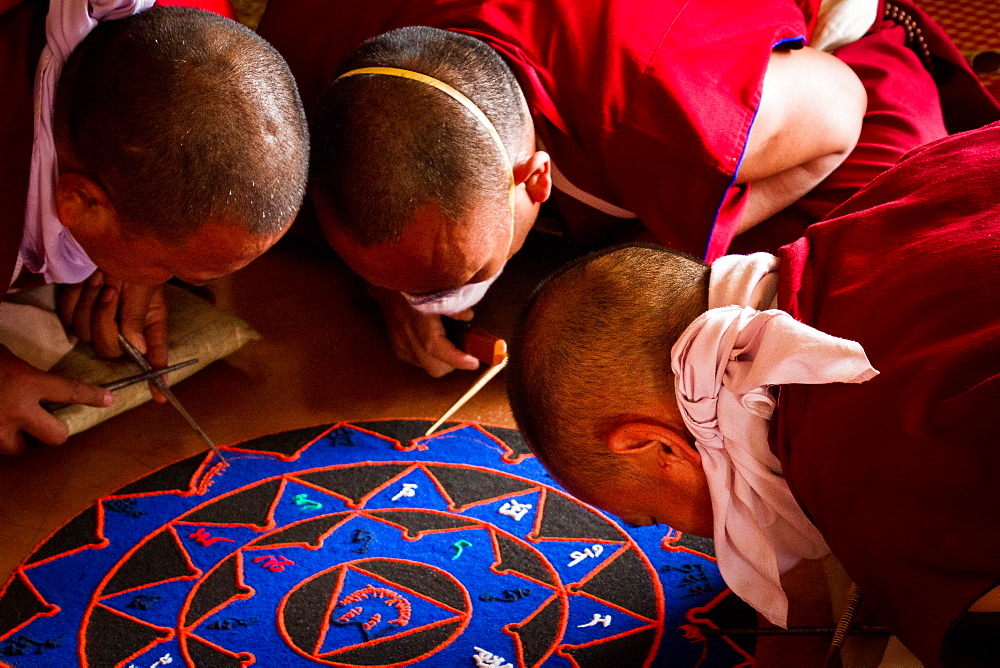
[101,358,199,392]
[702,625,889,637]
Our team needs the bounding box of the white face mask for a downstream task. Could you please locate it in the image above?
[401,266,504,315]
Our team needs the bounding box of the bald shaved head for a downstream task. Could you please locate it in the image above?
[311,26,529,247]
[55,6,309,243]
[507,244,709,489]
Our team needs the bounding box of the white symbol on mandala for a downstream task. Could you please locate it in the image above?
[577,613,611,628]
[391,483,419,502]
[497,499,532,521]
[148,653,173,667]
[567,544,604,567]
[472,646,514,668]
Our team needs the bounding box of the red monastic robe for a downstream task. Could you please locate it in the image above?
[776,121,1000,666]
[257,0,999,260]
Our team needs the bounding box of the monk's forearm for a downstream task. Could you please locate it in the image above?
[734,149,851,235]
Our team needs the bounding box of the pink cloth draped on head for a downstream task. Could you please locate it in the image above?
[20,0,156,285]
[670,252,878,627]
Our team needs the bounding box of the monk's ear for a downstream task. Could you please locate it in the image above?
[514,151,551,204]
[607,422,701,471]
[54,172,115,234]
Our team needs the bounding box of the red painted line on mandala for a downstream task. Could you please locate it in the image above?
[470,423,535,464]
[349,560,471,615]
[416,462,543,513]
[78,604,174,668]
[565,589,658,624]
[556,621,660,668]
[311,565,349,656]
[501,591,567,668]
[20,503,110,573]
[223,422,340,461]
[170,476,287,531]
[94,526,202,602]
[239,511,359,552]
[660,530,719,562]
[179,631,256,667]
[564,543,665,639]
[525,488,633,545]
[364,508,490,542]
[0,571,61,642]
[104,451,216,500]
[318,614,465,660]
[341,422,430,453]
[287,462,420,509]
[685,587,754,666]
[178,550,256,631]
[276,559,469,665]
[486,528,562,592]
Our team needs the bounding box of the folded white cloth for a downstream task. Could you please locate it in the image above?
[22,0,155,285]
[813,0,881,52]
[671,253,878,627]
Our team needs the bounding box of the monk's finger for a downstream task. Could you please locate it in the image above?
[71,271,105,342]
[0,429,27,456]
[91,286,122,359]
[21,406,70,446]
[57,283,83,326]
[40,374,113,410]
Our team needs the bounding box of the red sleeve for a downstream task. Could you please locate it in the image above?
[155,0,237,21]
[775,122,1000,666]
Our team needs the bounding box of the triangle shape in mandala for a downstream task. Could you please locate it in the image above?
[571,546,659,621]
[0,571,58,640]
[292,463,414,506]
[560,626,659,667]
[102,528,200,598]
[82,605,172,667]
[24,505,106,567]
[318,566,462,656]
[561,591,658,648]
[424,464,539,511]
[532,488,625,543]
[506,593,564,668]
[179,478,284,529]
[226,424,333,459]
[183,553,254,628]
[112,451,213,497]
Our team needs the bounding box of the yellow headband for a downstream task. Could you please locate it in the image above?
[335,66,517,243]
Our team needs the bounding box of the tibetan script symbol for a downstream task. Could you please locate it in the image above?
[497,499,532,521]
[127,594,162,611]
[292,493,323,511]
[391,483,418,502]
[472,647,514,668]
[189,528,236,547]
[252,554,294,572]
[567,544,604,567]
[2,635,62,657]
[105,498,145,518]
[577,613,611,628]
[479,588,530,603]
[207,617,259,630]
[450,539,472,560]
[350,529,374,554]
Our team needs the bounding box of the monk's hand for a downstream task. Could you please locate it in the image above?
[0,344,112,454]
[59,274,169,401]
[369,286,480,378]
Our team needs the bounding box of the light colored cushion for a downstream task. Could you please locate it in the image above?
[49,284,260,435]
